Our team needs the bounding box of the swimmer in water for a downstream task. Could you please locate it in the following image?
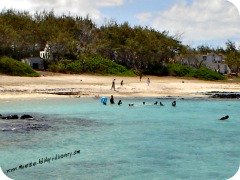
[172,101,176,107]
[118,100,122,105]
[110,95,115,104]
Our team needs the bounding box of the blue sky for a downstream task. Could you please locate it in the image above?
[1,0,240,48]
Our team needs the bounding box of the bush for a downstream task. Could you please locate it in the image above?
[48,56,135,76]
[167,63,192,77]
[0,57,39,77]
[167,63,225,80]
[66,61,84,74]
[191,67,225,80]
[84,56,135,76]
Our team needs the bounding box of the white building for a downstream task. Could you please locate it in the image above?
[40,43,53,60]
[182,52,231,74]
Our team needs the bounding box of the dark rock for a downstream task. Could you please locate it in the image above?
[219,115,229,120]
[1,115,19,119]
[20,115,33,119]
[210,93,240,99]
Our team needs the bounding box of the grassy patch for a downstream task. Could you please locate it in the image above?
[0,57,39,77]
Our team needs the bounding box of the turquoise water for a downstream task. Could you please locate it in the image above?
[0,97,239,180]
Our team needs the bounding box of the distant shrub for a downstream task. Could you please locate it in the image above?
[48,62,67,73]
[83,56,135,76]
[0,57,39,77]
[167,63,192,76]
[167,63,225,80]
[66,61,84,74]
[191,67,225,80]
[48,56,135,76]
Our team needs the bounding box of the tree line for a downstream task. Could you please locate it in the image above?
[0,9,240,76]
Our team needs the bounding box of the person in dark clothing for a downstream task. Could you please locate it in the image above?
[118,100,122,105]
[139,73,143,81]
[110,95,115,104]
[120,80,123,86]
[111,79,116,91]
[172,101,176,107]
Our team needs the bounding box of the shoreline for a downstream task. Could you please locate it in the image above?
[1,73,240,100]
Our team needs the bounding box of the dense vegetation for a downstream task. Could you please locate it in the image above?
[0,10,184,74]
[0,9,239,79]
[0,57,39,76]
[167,63,225,80]
[48,56,135,76]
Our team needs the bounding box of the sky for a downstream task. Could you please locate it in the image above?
[1,0,240,48]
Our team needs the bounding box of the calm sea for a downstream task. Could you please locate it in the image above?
[0,97,239,180]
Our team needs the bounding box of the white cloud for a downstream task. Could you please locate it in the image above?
[0,0,124,21]
[227,0,240,15]
[135,12,152,23]
[136,0,240,46]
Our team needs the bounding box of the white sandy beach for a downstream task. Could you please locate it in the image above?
[0,72,240,99]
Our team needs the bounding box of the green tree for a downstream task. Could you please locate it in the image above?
[225,41,240,76]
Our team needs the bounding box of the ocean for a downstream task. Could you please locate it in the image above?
[0,97,239,180]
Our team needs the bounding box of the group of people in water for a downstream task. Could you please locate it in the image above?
[106,95,177,107]
[102,96,230,120]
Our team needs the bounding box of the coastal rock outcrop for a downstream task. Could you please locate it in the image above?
[20,115,34,119]
[211,93,240,99]
[207,91,240,99]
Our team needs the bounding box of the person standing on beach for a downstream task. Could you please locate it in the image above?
[111,79,116,91]
[120,80,123,86]
[147,78,150,86]
[139,73,143,82]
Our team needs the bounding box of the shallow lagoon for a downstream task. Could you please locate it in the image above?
[0,97,239,179]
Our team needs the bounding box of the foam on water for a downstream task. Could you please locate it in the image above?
[0,97,239,179]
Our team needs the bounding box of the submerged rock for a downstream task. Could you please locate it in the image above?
[1,123,51,132]
[0,114,51,133]
[1,115,19,119]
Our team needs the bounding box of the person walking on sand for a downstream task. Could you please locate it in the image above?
[139,73,143,82]
[147,78,150,86]
[120,80,123,86]
[111,79,116,91]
